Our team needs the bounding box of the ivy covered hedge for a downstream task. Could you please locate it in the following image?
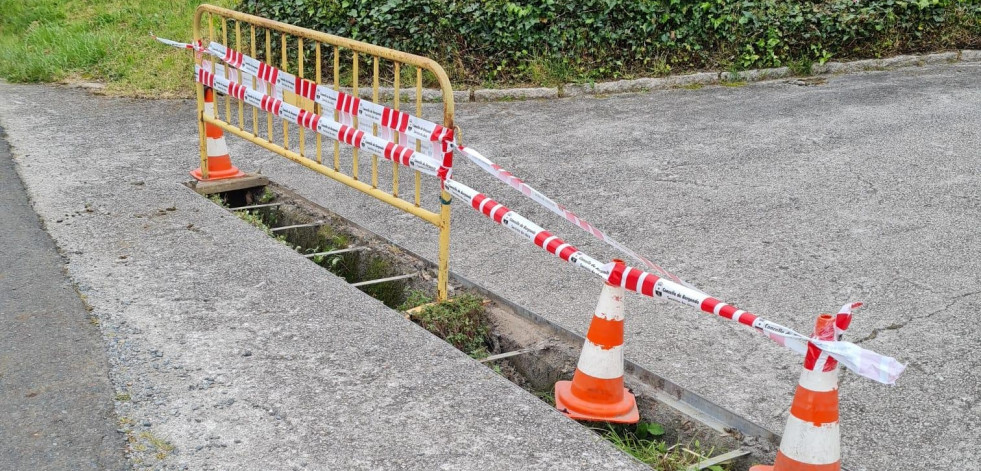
[238,0,980,85]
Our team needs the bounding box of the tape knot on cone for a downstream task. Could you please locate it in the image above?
[192,87,246,181]
[751,313,842,471]
[554,266,639,424]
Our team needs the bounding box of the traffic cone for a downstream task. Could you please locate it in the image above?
[554,264,639,424]
[191,87,246,181]
[751,313,841,471]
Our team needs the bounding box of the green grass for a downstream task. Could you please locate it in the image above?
[398,289,433,311]
[595,422,730,471]
[0,0,235,97]
[413,295,489,359]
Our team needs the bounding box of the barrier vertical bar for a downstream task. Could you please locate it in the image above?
[280,33,289,150]
[193,12,209,180]
[352,52,359,180]
[392,62,400,197]
[265,29,273,142]
[222,18,231,124]
[250,24,258,136]
[235,21,244,129]
[371,56,379,189]
[414,67,422,207]
[315,42,323,164]
[332,46,340,172]
[208,14,217,120]
[298,36,306,158]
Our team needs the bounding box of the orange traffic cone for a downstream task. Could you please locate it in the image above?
[751,313,841,471]
[191,87,246,181]
[554,264,639,424]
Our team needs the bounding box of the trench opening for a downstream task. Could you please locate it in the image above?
[208,186,419,309]
[200,182,762,470]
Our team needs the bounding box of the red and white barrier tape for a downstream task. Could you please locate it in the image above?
[161,36,692,283]
[163,37,905,384]
[151,34,202,51]
[445,176,904,384]
[451,144,694,288]
[195,65,446,179]
[155,35,455,171]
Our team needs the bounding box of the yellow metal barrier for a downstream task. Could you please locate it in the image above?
[193,4,454,301]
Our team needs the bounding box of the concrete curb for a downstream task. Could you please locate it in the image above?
[373,50,978,103]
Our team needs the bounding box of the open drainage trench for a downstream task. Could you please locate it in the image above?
[200,182,773,470]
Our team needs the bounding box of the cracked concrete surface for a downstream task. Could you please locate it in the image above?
[0,62,978,470]
[856,290,981,344]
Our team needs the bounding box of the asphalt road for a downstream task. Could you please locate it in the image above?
[0,128,127,470]
[0,61,977,470]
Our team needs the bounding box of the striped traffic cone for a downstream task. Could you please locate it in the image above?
[751,313,842,471]
[554,265,640,424]
[191,87,246,181]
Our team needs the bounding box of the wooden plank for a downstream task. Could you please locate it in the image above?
[190,173,269,195]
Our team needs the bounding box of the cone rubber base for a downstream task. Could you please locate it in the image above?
[749,454,840,471]
[190,165,246,181]
[554,380,640,424]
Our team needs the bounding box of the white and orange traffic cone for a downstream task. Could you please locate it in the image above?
[751,313,842,471]
[554,262,640,424]
[191,87,246,181]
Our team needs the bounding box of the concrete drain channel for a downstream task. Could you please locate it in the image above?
[198,181,774,470]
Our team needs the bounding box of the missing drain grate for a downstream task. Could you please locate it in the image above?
[197,181,769,470]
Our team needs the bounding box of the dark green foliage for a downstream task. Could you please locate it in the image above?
[414,295,489,358]
[398,289,434,311]
[237,0,979,85]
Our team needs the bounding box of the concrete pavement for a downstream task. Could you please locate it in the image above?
[0,61,978,470]
[0,87,649,469]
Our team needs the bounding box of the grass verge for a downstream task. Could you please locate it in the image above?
[0,0,235,97]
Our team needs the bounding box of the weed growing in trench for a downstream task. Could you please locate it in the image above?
[234,210,273,237]
[258,187,276,204]
[414,295,489,359]
[306,225,352,272]
[596,422,728,471]
[398,289,433,311]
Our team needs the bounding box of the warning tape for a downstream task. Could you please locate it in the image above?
[151,34,202,51]
[445,176,904,384]
[155,36,454,170]
[161,36,905,384]
[451,144,693,288]
[159,36,678,278]
[195,65,447,179]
